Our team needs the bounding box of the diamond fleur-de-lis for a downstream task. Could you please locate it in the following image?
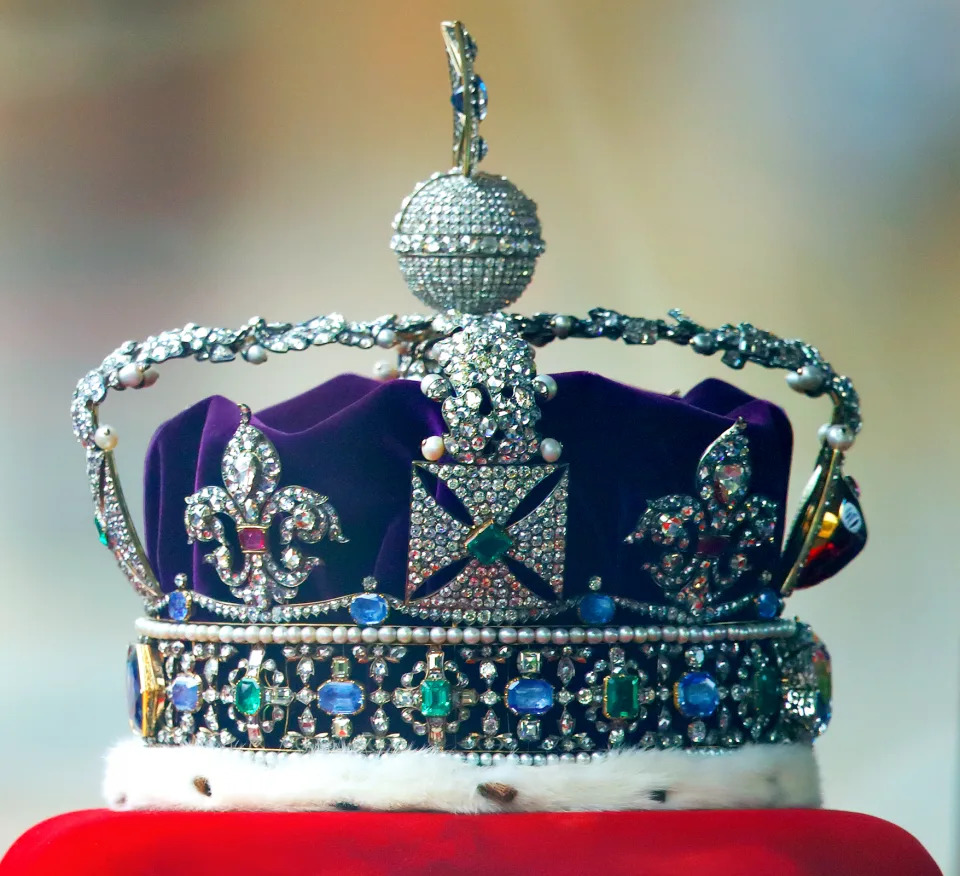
[625,419,779,612]
[406,462,568,615]
[184,405,347,608]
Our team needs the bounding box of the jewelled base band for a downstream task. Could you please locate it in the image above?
[127,621,830,756]
[104,738,820,812]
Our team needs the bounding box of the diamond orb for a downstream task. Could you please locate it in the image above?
[391,171,544,314]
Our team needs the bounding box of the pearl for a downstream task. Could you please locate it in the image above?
[446,628,463,645]
[619,626,634,643]
[118,363,143,388]
[244,344,268,364]
[552,314,573,338]
[378,627,395,643]
[141,367,159,388]
[691,333,716,355]
[633,627,648,643]
[540,438,562,463]
[517,628,534,645]
[272,626,286,643]
[412,628,430,644]
[375,328,397,348]
[551,629,569,645]
[421,436,445,461]
[826,424,855,451]
[332,626,348,644]
[316,627,333,644]
[586,629,603,645]
[396,626,412,643]
[480,628,497,644]
[94,425,118,451]
[301,627,316,643]
[373,361,398,381]
[677,627,690,644]
[420,374,448,399]
[361,627,379,643]
[534,374,558,400]
[569,628,585,644]
[346,627,362,643]
[258,627,274,644]
[662,626,678,642]
[462,627,481,645]
[244,626,259,644]
[786,365,825,393]
[602,628,618,644]
[219,626,234,643]
[429,627,447,644]
[498,628,518,645]
[534,627,551,644]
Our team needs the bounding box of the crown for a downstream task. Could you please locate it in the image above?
[75,22,866,813]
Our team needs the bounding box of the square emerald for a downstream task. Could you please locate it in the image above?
[465,520,514,565]
[603,674,640,720]
[420,678,452,717]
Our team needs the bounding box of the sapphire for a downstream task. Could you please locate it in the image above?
[451,76,488,119]
[171,675,201,712]
[506,678,554,715]
[674,672,720,718]
[168,590,191,622]
[318,681,364,716]
[755,589,780,619]
[349,594,388,626]
[579,593,615,625]
[126,645,142,733]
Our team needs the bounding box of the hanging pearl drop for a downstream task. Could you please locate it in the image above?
[540,437,562,462]
[373,361,399,380]
[825,424,855,451]
[375,329,397,349]
[421,436,445,461]
[118,363,143,388]
[244,344,268,364]
[141,367,159,387]
[94,425,118,451]
[535,374,558,400]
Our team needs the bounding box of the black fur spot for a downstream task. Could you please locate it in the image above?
[649,789,668,803]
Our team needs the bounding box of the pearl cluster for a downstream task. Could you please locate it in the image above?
[242,748,611,767]
[135,617,796,645]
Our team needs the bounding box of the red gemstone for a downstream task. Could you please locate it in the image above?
[238,527,267,552]
[696,534,729,557]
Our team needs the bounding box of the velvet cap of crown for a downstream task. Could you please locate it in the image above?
[73,22,865,814]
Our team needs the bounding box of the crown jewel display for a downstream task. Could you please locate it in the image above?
[76,22,865,772]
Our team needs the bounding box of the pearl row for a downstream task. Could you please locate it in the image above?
[241,749,609,766]
[135,617,796,645]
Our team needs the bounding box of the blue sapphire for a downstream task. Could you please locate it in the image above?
[126,646,142,733]
[579,593,615,624]
[171,675,201,712]
[168,590,190,622]
[506,678,554,715]
[349,593,388,626]
[318,681,364,716]
[674,672,720,718]
[755,588,780,619]
[451,76,488,120]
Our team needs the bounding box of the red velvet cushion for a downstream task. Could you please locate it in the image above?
[1,809,940,876]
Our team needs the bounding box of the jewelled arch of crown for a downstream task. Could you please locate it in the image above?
[74,21,866,758]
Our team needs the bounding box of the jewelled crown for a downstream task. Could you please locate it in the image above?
[74,23,865,791]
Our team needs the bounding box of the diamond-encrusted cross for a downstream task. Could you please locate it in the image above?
[406,462,568,615]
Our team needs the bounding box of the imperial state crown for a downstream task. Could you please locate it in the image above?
[69,20,871,816]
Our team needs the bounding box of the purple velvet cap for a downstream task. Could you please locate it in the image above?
[144,372,792,613]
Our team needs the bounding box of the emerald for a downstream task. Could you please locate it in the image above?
[420,677,452,717]
[603,673,640,719]
[753,666,781,715]
[95,516,109,547]
[235,677,262,716]
[465,520,514,565]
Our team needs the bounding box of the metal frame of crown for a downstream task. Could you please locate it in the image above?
[76,22,861,759]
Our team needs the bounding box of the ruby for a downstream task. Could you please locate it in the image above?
[238,527,267,553]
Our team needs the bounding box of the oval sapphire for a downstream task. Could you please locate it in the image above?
[755,589,780,619]
[674,672,719,718]
[506,678,554,715]
[318,681,364,716]
[168,590,190,622]
[126,646,142,733]
[579,593,615,625]
[171,675,201,712]
[349,594,388,626]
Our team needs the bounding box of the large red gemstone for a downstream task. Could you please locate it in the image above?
[238,527,268,553]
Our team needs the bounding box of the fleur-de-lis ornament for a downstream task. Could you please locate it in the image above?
[184,405,347,608]
[625,419,779,613]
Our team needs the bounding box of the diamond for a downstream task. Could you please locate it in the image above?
[714,464,744,504]
[517,651,541,675]
[170,675,201,713]
[557,657,575,687]
[465,520,514,565]
[482,709,500,735]
[318,681,364,716]
[517,716,541,741]
[578,593,615,625]
[331,716,353,738]
[235,678,262,716]
[674,672,720,718]
[419,678,453,717]
[506,678,554,715]
[603,674,640,720]
[298,707,316,736]
[349,593,389,626]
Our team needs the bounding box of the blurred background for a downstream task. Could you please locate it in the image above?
[1,0,958,870]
